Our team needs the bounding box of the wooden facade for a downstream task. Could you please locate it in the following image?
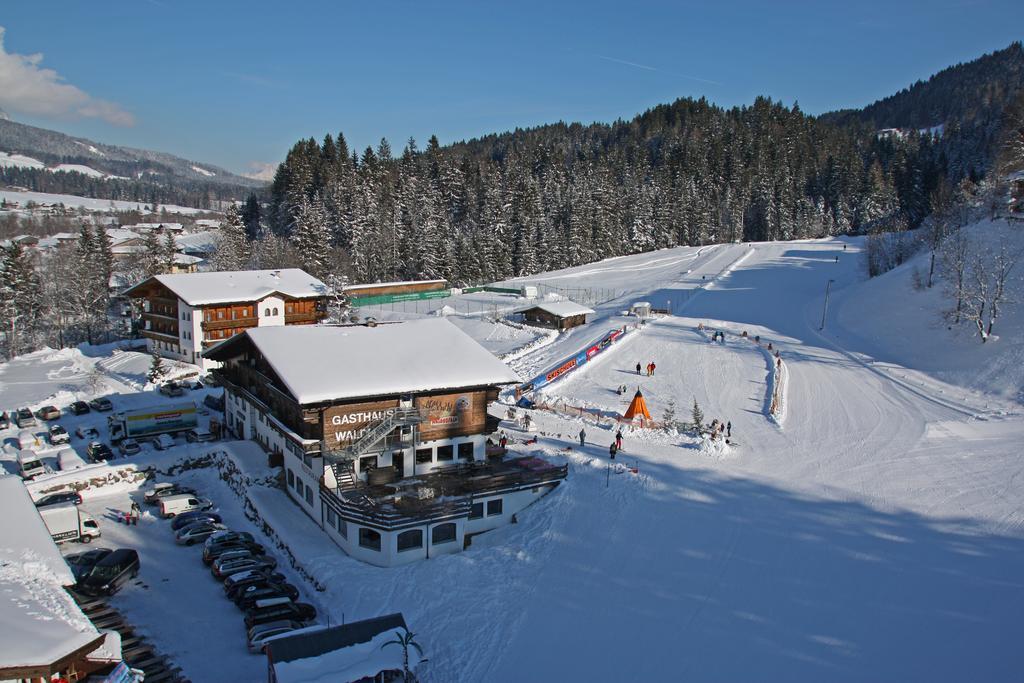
[346,279,447,299]
[521,307,588,330]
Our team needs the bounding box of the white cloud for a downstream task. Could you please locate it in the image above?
[244,161,278,182]
[0,26,135,126]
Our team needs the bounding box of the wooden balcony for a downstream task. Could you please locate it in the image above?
[143,310,178,322]
[142,329,178,343]
[202,317,257,331]
[285,311,323,325]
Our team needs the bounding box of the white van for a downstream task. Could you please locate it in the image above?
[58,448,88,471]
[17,450,47,480]
[159,494,214,518]
[18,430,38,451]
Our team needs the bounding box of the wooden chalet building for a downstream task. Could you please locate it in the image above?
[124,269,327,371]
[517,300,595,330]
[204,318,568,567]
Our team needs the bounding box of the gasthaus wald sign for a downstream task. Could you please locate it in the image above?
[321,391,488,448]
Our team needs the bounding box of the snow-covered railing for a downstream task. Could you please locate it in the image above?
[515,325,635,400]
[695,324,788,427]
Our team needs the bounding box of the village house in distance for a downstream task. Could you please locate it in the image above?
[205,318,568,567]
[124,269,328,370]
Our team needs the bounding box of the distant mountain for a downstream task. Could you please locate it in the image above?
[822,42,1024,178]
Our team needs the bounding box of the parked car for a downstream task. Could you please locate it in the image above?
[211,548,262,568]
[143,483,196,504]
[78,548,140,596]
[247,620,305,654]
[0,412,10,430]
[235,583,300,610]
[176,521,228,545]
[15,407,36,428]
[223,570,287,598]
[214,556,278,580]
[203,540,264,565]
[203,373,221,387]
[170,511,222,532]
[153,433,176,450]
[37,405,61,421]
[65,547,113,582]
[69,401,91,416]
[181,378,203,390]
[204,530,255,549]
[75,425,99,440]
[186,427,215,443]
[244,599,317,629]
[35,491,83,508]
[86,441,114,462]
[88,397,113,412]
[48,424,70,445]
[203,394,225,412]
[159,494,213,518]
[119,438,142,456]
[159,382,184,397]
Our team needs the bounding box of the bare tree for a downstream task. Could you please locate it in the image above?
[963,228,1022,342]
[939,229,971,325]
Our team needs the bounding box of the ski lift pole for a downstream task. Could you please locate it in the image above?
[606,463,610,488]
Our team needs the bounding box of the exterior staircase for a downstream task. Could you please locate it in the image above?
[323,406,423,465]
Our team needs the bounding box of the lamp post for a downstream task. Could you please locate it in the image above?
[819,279,835,331]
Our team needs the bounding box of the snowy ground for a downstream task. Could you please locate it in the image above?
[3,224,1024,681]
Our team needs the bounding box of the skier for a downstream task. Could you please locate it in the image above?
[636,362,642,376]
[523,414,532,431]
[579,428,586,447]
[650,362,656,376]
[615,429,623,450]
[130,501,141,524]
[499,433,508,449]
[609,442,617,460]
[835,255,839,263]
[726,421,731,438]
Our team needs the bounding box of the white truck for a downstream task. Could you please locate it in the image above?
[39,503,101,544]
[108,401,198,443]
[17,450,47,480]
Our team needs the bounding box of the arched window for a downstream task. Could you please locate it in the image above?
[432,523,457,545]
[397,529,423,552]
[265,308,270,316]
[273,307,279,316]
[359,528,381,551]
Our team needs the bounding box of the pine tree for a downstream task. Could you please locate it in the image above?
[147,348,167,384]
[291,194,332,280]
[0,242,43,359]
[691,398,704,433]
[161,231,177,273]
[212,205,251,271]
[662,399,677,432]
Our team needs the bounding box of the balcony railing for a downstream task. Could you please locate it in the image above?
[143,310,178,322]
[285,311,322,324]
[202,317,257,331]
[142,329,178,343]
[320,483,472,529]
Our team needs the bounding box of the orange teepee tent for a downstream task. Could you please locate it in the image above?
[623,388,652,421]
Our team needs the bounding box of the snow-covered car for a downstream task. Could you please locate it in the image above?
[15,408,36,428]
[153,433,176,450]
[75,425,99,440]
[214,556,278,580]
[170,510,222,532]
[37,405,61,421]
[86,441,114,462]
[223,570,287,597]
[143,483,196,504]
[0,412,10,430]
[88,397,113,412]
[185,427,215,443]
[175,521,228,545]
[69,401,91,416]
[119,438,141,455]
[48,424,70,445]
[246,620,304,654]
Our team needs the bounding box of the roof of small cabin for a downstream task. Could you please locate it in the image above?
[205,318,520,404]
[518,301,595,318]
[123,268,326,306]
[344,279,446,292]
[0,476,103,675]
[268,614,407,683]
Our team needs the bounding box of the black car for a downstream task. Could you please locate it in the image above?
[244,600,317,629]
[86,442,114,462]
[203,540,265,565]
[203,530,254,550]
[203,394,225,412]
[78,548,140,596]
[88,397,113,412]
[66,548,113,582]
[0,411,10,429]
[235,583,300,611]
[69,401,91,416]
[35,491,83,508]
[170,510,223,532]
[224,570,287,598]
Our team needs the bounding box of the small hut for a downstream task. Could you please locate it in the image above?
[517,301,595,330]
[623,388,652,423]
[631,302,652,319]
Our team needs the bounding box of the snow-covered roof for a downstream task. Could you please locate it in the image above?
[175,229,221,254]
[344,279,446,292]
[519,301,595,318]
[207,318,520,404]
[269,614,407,683]
[128,268,327,306]
[121,222,184,232]
[105,228,142,243]
[0,476,102,674]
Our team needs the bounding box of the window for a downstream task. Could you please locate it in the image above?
[338,518,348,538]
[217,310,223,319]
[286,304,293,314]
[326,506,337,528]
[305,486,313,506]
[436,445,453,462]
[487,499,503,516]
[273,307,279,316]
[458,442,474,460]
[359,455,377,473]
[265,308,270,316]
[359,528,381,551]
[469,502,484,520]
[397,530,423,552]
[432,523,457,545]
[415,448,432,464]
[287,469,294,488]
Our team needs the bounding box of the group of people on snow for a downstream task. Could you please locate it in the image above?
[635,361,656,376]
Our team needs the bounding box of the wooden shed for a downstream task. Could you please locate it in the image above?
[518,301,595,330]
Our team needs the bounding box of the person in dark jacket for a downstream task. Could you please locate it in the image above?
[615,429,623,450]
[609,443,617,459]
[636,362,642,375]
[726,421,731,437]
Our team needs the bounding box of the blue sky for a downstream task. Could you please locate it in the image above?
[0,1,1020,175]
